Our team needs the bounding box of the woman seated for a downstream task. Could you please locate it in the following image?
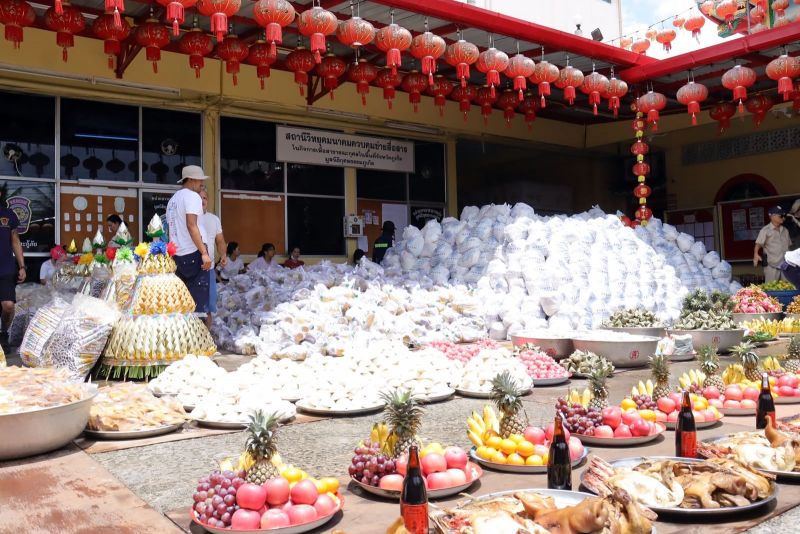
[283,245,305,269]
[248,243,276,272]
[218,241,244,281]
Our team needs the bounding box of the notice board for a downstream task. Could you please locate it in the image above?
[60,185,138,248]
[221,193,285,256]
[718,194,800,261]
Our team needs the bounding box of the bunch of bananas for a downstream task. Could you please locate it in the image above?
[467,406,500,448]
[722,365,759,388]
[763,356,784,372]
[781,318,800,335]
[567,388,592,408]
[367,422,397,455]
[742,319,781,338]
[630,380,656,399]
[677,370,707,392]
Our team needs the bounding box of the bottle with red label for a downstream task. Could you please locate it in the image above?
[757,373,776,430]
[401,445,429,533]
[675,390,696,458]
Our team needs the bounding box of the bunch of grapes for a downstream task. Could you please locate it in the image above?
[192,470,245,528]
[555,398,603,435]
[632,394,657,410]
[348,440,397,487]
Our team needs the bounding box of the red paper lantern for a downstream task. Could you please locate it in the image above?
[676,81,709,125]
[410,31,446,85]
[634,183,652,201]
[337,16,374,48]
[0,0,34,49]
[374,23,411,75]
[580,71,609,115]
[44,3,85,62]
[619,36,632,50]
[636,205,653,221]
[631,116,646,132]
[496,90,519,127]
[672,15,685,28]
[699,0,715,15]
[178,27,214,78]
[529,60,559,108]
[709,101,736,134]
[555,65,584,106]
[135,18,170,73]
[715,0,738,27]
[773,12,791,27]
[602,76,628,118]
[633,161,650,177]
[347,59,378,105]
[196,0,240,42]
[745,94,774,128]
[630,140,649,157]
[749,5,767,24]
[252,0,295,56]
[444,39,479,88]
[157,0,198,36]
[683,13,705,41]
[772,0,789,17]
[655,28,676,53]
[722,64,757,113]
[637,91,667,130]
[296,5,337,63]
[400,71,427,113]
[426,76,454,117]
[519,94,538,130]
[247,40,277,90]
[93,12,131,69]
[475,86,497,125]
[766,55,800,101]
[316,53,347,100]
[285,46,315,96]
[216,34,249,86]
[631,37,650,54]
[476,47,509,98]
[450,84,477,121]
[620,215,632,227]
[645,28,657,41]
[505,53,535,101]
[374,67,402,109]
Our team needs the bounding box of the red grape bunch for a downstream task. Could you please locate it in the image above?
[348,440,397,487]
[632,394,657,410]
[193,469,245,528]
[555,398,603,435]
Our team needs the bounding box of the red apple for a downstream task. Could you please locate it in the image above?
[231,509,261,530]
[777,375,797,388]
[286,505,318,525]
[743,387,760,402]
[313,494,338,517]
[656,397,677,414]
[793,388,800,397]
[702,386,721,400]
[723,399,742,409]
[614,424,633,438]
[524,426,547,445]
[667,411,679,422]
[655,410,668,423]
[741,399,757,409]
[236,483,267,511]
[426,471,453,490]
[709,398,724,409]
[261,509,291,529]
[593,425,614,438]
[378,474,404,491]
[621,410,642,427]
[778,385,794,397]
[421,453,447,476]
[545,423,571,442]
[601,406,622,429]
[668,392,683,406]
[446,468,467,486]
[264,477,291,506]
[702,409,717,421]
[290,480,319,506]
[444,447,468,470]
[568,436,584,461]
[464,462,480,483]
[631,418,651,437]
[692,410,706,423]
[725,385,743,401]
[395,454,408,476]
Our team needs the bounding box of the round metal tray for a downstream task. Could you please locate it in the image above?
[468,446,588,474]
[350,464,482,500]
[605,326,666,338]
[455,387,532,399]
[509,333,574,359]
[531,376,570,387]
[83,422,184,440]
[573,424,665,446]
[663,418,722,430]
[702,434,800,480]
[417,388,455,404]
[191,493,343,534]
[667,329,745,353]
[580,456,778,517]
[194,420,248,430]
[571,335,660,369]
[719,407,757,416]
[294,402,385,416]
[0,391,96,461]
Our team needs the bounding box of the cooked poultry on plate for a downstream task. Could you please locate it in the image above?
[699,419,800,474]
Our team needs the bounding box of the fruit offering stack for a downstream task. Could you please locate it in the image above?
[621,390,722,425]
[516,346,570,380]
[732,286,782,313]
[558,395,662,439]
[425,339,499,364]
[674,289,736,330]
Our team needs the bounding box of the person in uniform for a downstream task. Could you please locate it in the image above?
[784,199,800,251]
[372,221,395,264]
[754,206,791,282]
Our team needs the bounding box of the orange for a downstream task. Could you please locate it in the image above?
[476,446,491,460]
[491,451,507,464]
[484,447,498,459]
[541,452,549,464]
[509,434,525,444]
[693,397,709,411]
[533,444,549,458]
[525,454,544,466]
[620,398,637,411]
[311,478,326,493]
[639,409,656,422]
[282,467,303,483]
[516,441,535,458]
[320,477,340,494]
[507,453,525,466]
[487,436,503,449]
[499,439,517,455]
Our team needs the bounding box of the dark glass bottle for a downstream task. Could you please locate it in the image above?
[675,390,697,458]
[401,445,429,534]
[757,373,776,430]
[547,413,572,490]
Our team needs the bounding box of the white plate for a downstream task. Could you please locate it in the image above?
[663,418,722,430]
[295,402,385,416]
[719,407,756,416]
[574,424,665,446]
[456,388,532,399]
[351,464,482,500]
[469,446,588,473]
[774,396,800,404]
[191,493,343,534]
[418,389,455,404]
[83,422,184,440]
[531,376,570,387]
[702,434,800,480]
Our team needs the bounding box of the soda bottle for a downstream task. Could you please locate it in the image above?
[675,390,697,458]
[547,413,572,490]
[756,373,776,430]
[401,445,429,534]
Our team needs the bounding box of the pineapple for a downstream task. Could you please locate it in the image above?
[697,345,725,391]
[381,389,424,458]
[588,368,610,410]
[649,354,671,401]
[244,411,281,484]
[785,336,800,373]
[732,342,761,382]
[491,372,528,438]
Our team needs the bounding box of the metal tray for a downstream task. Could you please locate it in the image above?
[774,395,800,405]
[468,446,588,474]
[605,326,666,338]
[418,389,455,404]
[531,376,570,387]
[294,402,385,416]
[191,493,343,534]
[702,434,800,481]
[580,456,778,517]
[83,422,184,440]
[667,329,745,353]
[719,407,757,416]
[455,387,532,399]
[194,420,248,430]
[574,424,665,447]
[350,465,482,500]
[571,335,660,369]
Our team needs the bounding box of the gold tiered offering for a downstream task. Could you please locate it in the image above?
[132,276,196,315]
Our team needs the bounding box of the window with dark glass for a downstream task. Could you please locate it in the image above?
[286,196,345,256]
[60,99,138,182]
[410,141,446,202]
[287,164,344,196]
[0,92,55,179]
[220,117,283,192]
[0,179,55,254]
[142,108,202,184]
[357,169,407,201]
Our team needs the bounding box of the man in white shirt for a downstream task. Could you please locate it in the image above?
[166,165,212,313]
[199,188,227,328]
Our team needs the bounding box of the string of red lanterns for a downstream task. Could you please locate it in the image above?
[629,113,652,226]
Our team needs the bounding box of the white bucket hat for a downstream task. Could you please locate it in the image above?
[179,165,209,183]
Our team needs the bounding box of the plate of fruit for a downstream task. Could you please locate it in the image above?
[625,380,723,430]
[558,393,665,447]
[516,346,572,386]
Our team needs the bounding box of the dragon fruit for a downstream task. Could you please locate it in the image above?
[732,285,782,314]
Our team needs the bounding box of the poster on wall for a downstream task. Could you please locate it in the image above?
[276,126,415,173]
[410,206,444,229]
[141,191,174,241]
[0,180,55,254]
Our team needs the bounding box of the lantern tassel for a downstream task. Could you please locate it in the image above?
[693,30,701,42]
[439,106,444,117]
[260,78,265,90]
[266,23,282,46]
[487,71,500,93]
[113,7,121,29]
[779,77,792,100]
[211,13,228,42]
[387,49,401,72]
[172,19,180,36]
[460,101,470,120]
[691,112,697,126]
[538,81,551,97]
[593,103,598,116]
[514,77,526,100]
[310,34,325,62]
[108,55,114,70]
[457,64,469,87]
[152,61,158,73]
[564,86,576,105]
[540,95,546,108]
[269,41,277,58]
[63,47,68,62]
[190,56,204,78]
[167,2,184,36]
[55,0,63,14]
[738,99,744,114]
